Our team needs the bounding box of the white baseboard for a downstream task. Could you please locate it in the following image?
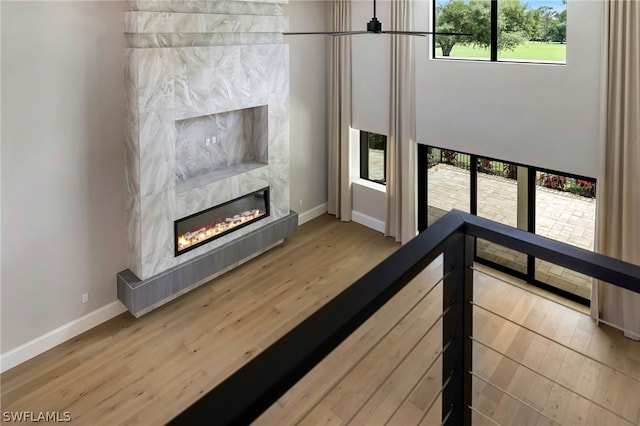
[0,301,127,373]
[0,203,326,373]
[298,202,328,225]
[0,204,375,373]
[352,210,385,233]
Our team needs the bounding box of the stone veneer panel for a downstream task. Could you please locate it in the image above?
[123,0,291,285]
[174,106,268,185]
[129,1,284,15]
[124,12,288,34]
[126,33,283,49]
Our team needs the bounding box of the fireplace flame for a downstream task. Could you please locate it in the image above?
[177,209,264,251]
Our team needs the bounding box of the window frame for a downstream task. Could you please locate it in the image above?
[359,131,388,185]
[417,144,596,306]
[431,0,566,64]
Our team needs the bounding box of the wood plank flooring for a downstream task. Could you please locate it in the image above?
[255,258,447,426]
[1,215,400,425]
[2,215,639,425]
[257,262,640,426]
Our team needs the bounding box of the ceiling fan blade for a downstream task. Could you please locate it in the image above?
[380,31,426,37]
[284,30,472,37]
[331,31,372,36]
[382,30,473,36]
[283,31,339,35]
[283,31,369,36]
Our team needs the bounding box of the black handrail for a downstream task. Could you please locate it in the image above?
[169,210,640,425]
[462,214,640,293]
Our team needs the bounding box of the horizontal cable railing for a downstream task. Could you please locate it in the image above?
[169,210,640,426]
[471,337,637,426]
[292,271,449,425]
[471,294,640,383]
[471,370,562,426]
[469,266,640,426]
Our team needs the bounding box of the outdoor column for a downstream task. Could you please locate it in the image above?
[517,166,529,231]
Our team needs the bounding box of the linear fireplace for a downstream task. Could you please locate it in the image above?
[118,1,297,317]
[175,187,270,256]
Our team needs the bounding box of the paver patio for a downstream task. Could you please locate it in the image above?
[427,164,596,299]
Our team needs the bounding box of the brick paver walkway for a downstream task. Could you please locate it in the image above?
[427,164,595,299]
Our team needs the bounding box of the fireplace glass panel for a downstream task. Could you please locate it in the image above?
[175,187,270,256]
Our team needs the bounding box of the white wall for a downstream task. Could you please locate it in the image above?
[415,0,602,178]
[349,0,603,230]
[350,0,391,233]
[351,0,391,135]
[351,0,603,179]
[1,1,129,355]
[0,0,330,367]
[352,181,386,232]
[286,1,329,218]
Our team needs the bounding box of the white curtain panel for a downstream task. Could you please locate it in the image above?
[386,0,417,244]
[593,0,640,340]
[327,0,353,221]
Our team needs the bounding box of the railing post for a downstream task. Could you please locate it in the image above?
[442,233,474,425]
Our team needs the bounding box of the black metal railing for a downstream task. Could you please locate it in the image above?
[169,210,640,425]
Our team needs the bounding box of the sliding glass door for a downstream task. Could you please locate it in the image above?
[418,145,596,305]
[424,147,470,227]
[476,158,528,275]
[534,171,597,301]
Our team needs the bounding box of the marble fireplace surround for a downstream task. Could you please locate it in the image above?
[175,105,268,192]
[117,0,296,316]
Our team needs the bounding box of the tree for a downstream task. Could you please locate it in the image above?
[525,8,542,40]
[549,21,566,43]
[535,6,557,42]
[500,0,529,34]
[436,0,530,56]
[501,0,542,41]
[529,2,566,44]
[549,8,566,43]
[435,0,471,56]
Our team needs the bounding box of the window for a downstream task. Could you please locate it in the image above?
[360,131,387,185]
[418,145,596,305]
[425,147,470,226]
[534,170,596,300]
[433,0,566,63]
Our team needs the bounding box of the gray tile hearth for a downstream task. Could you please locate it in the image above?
[118,211,298,317]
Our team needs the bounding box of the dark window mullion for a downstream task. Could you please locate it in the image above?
[471,155,478,260]
[360,131,370,181]
[359,130,387,185]
[383,142,387,184]
[527,167,536,283]
[418,144,429,232]
[432,0,437,59]
[470,155,478,216]
[491,0,498,61]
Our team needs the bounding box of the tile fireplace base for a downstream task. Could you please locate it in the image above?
[117,210,298,317]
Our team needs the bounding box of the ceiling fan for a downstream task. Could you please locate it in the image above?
[283,0,472,37]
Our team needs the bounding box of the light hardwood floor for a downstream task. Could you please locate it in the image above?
[1,215,400,425]
[2,215,639,425]
[257,262,640,426]
[256,261,640,425]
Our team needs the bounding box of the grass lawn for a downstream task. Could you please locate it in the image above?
[436,42,566,62]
